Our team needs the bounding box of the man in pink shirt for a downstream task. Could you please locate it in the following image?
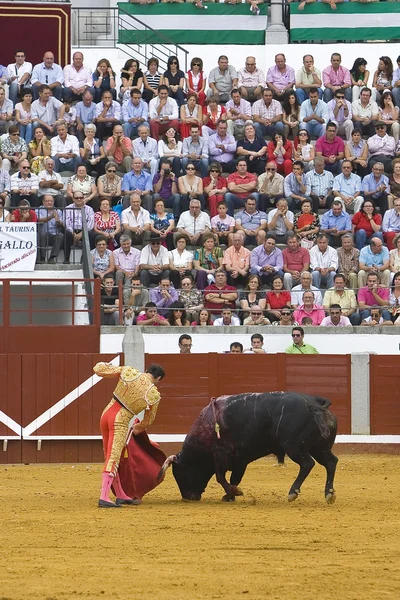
[357,271,391,322]
[136,302,169,326]
[266,54,295,101]
[222,231,251,286]
[293,290,325,326]
[320,305,351,327]
[315,122,345,175]
[63,52,93,103]
[322,53,352,103]
[282,233,310,290]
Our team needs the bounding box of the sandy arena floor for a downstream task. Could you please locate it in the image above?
[0,454,399,600]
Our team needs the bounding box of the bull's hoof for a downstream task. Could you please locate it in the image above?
[221,494,236,502]
[288,489,300,502]
[325,489,336,505]
[231,486,244,496]
[274,461,286,467]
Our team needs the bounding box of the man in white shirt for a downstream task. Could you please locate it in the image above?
[310,233,338,290]
[31,84,64,135]
[148,84,179,140]
[352,87,379,138]
[176,198,211,246]
[7,50,32,106]
[295,54,323,104]
[94,90,121,141]
[37,157,66,208]
[31,52,64,101]
[132,125,159,178]
[327,88,353,142]
[225,88,253,140]
[291,270,322,308]
[213,307,241,327]
[139,233,170,287]
[267,198,294,244]
[50,123,82,172]
[63,52,92,103]
[121,192,151,246]
[237,57,265,102]
[10,160,40,208]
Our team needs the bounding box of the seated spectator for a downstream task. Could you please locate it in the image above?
[250,234,284,286]
[0,63,8,100]
[93,198,121,250]
[392,55,400,108]
[213,307,241,327]
[367,122,396,172]
[140,234,170,288]
[123,275,150,321]
[291,270,322,308]
[91,234,115,279]
[295,54,323,104]
[293,129,314,173]
[63,52,92,103]
[282,232,310,289]
[10,160,39,208]
[185,57,206,107]
[204,269,238,316]
[122,157,153,211]
[388,159,400,210]
[1,125,28,173]
[222,230,251,287]
[299,88,329,138]
[237,56,264,103]
[315,122,345,176]
[97,162,122,206]
[379,91,399,143]
[203,162,228,218]
[352,199,383,251]
[193,232,223,290]
[152,159,180,221]
[225,159,258,216]
[389,236,400,279]
[31,51,63,102]
[272,306,293,327]
[105,124,133,175]
[327,88,353,142]
[178,162,205,213]
[121,192,151,246]
[320,199,352,248]
[142,57,164,104]
[257,161,284,211]
[182,123,209,178]
[244,333,267,355]
[0,88,13,135]
[149,84,179,141]
[66,165,97,210]
[352,86,379,139]
[0,183,10,218]
[293,291,325,326]
[120,59,143,102]
[207,55,238,104]
[371,56,393,104]
[176,198,211,246]
[252,88,284,139]
[320,305,351,327]
[361,306,393,327]
[64,191,94,264]
[50,123,81,173]
[337,233,359,291]
[358,272,391,323]
[79,123,107,179]
[100,275,119,326]
[169,235,195,290]
[284,160,311,211]
[265,274,291,322]
[322,53,351,103]
[191,308,213,327]
[62,99,77,136]
[118,88,147,139]
[211,201,235,246]
[361,163,389,216]
[225,88,252,140]
[136,302,169,327]
[243,305,270,326]
[94,90,121,141]
[235,196,267,247]
[239,273,265,321]
[266,53,295,101]
[358,237,390,288]
[236,123,267,176]
[350,57,370,103]
[305,156,334,213]
[150,198,175,251]
[91,58,117,103]
[310,233,338,289]
[323,273,359,325]
[293,199,320,247]
[229,342,243,353]
[267,197,294,243]
[389,270,400,319]
[37,157,66,209]
[208,120,236,174]
[332,160,363,213]
[382,200,400,250]
[11,198,37,222]
[282,91,300,140]
[344,129,369,179]
[167,301,191,327]
[132,125,159,179]
[180,93,202,140]
[75,90,96,142]
[113,233,140,286]
[178,274,203,322]
[14,88,33,144]
[158,126,183,179]
[202,95,227,138]
[30,84,64,136]
[163,55,185,108]
[267,132,293,178]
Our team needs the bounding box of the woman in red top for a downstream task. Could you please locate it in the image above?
[265,274,291,322]
[203,162,228,217]
[93,198,121,250]
[267,132,293,176]
[202,96,226,137]
[186,57,206,107]
[352,199,383,250]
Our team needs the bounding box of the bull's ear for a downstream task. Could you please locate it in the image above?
[157,454,177,480]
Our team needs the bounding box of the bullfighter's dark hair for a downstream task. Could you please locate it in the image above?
[146,364,165,380]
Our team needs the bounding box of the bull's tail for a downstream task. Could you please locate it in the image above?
[305,397,337,440]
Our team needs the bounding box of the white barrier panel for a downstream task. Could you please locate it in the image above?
[0,223,37,272]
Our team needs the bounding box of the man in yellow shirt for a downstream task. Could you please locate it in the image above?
[285,326,319,354]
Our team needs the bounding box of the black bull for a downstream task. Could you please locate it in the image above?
[159,392,338,504]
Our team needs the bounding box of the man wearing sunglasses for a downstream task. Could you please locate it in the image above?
[367,121,396,172]
[10,160,39,208]
[257,161,285,211]
[327,88,353,142]
[285,326,319,354]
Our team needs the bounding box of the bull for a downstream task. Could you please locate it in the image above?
[159,392,338,504]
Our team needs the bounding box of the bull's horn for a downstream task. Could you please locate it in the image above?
[157,454,177,480]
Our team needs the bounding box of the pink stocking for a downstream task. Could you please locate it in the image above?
[113,474,132,501]
[100,472,115,503]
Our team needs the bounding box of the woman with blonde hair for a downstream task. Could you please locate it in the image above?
[92,58,117,102]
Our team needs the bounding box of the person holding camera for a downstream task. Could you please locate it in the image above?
[152,159,180,222]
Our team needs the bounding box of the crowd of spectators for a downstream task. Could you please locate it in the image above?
[2,49,400,327]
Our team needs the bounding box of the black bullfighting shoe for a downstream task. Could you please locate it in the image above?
[116,497,142,506]
[98,499,121,508]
